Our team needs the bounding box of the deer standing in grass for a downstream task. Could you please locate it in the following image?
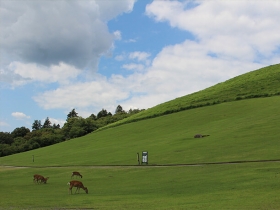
[67,180,88,194]
[33,174,49,184]
[194,134,210,138]
[71,171,83,179]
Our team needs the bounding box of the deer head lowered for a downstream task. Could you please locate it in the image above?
[71,171,83,179]
[33,174,49,184]
[67,180,88,194]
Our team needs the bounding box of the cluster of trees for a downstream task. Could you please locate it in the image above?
[0,105,143,157]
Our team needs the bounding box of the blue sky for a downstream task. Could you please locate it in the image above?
[1,0,280,132]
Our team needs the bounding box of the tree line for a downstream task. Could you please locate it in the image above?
[0,105,143,157]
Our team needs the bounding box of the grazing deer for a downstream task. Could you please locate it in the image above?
[33,174,49,184]
[194,134,210,138]
[67,180,88,194]
[71,171,83,179]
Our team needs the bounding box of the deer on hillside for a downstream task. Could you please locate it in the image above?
[194,134,210,138]
[71,171,83,179]
[33,174,49,184]
[67,180,88,194]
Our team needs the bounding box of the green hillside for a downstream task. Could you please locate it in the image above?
[1,96,280,209]
[1,63,279,167]
[1,64,280,209]
[1,96,280,167]
[102,63,280,129]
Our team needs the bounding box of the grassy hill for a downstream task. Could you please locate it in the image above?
[1,96,280,209]
[1,63,279,167]
[1,63,280,209]
[101,63,280,129]
[1,96,280,167]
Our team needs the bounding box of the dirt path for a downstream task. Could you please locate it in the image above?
[2,158,280,169]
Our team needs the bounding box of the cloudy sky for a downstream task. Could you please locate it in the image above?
[1,0,280,132]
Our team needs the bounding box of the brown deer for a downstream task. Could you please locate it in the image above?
[71,171,83,179]
[67,180,88,194]
[194,134,210,138]
[33,174,49,184]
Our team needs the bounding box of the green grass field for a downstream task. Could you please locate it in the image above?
[1,162,280,209]
[1,64,280,209]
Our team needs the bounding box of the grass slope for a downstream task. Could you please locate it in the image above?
[1,96,280,167]
[1,64,280,209]
[102,63,280,129]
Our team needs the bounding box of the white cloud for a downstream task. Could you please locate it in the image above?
[33,76,129,111]
[0,0,136,85]
[115,54,125,61]
[11,112,31,120]
[4,0,280,123]
[147,40,262,90]
[129,51,151,62]
[122,63,145,71]
[7,62,81,86]
[96,0,136,21]
[120,52,151,72]
[146,0,280,64]
[0,68,31,87]
[113,30,122,40]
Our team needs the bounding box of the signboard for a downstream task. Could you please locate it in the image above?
[142,151,148,164]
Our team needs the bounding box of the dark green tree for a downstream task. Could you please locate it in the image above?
[115,105,125,114]
[86,118,98,132]
[97,109,109,119]
[11,127,30,138]
[52,123,60,129]
[88,114,97,120]
[69,126,86,139]
[42,117,52,128]
[97,109,105,118]
[11,137,27,153]
[0,144,14,157]
[62,117,84,139]
[0,132,13,145]
[67,109,78,120]
[32,120,42,131]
